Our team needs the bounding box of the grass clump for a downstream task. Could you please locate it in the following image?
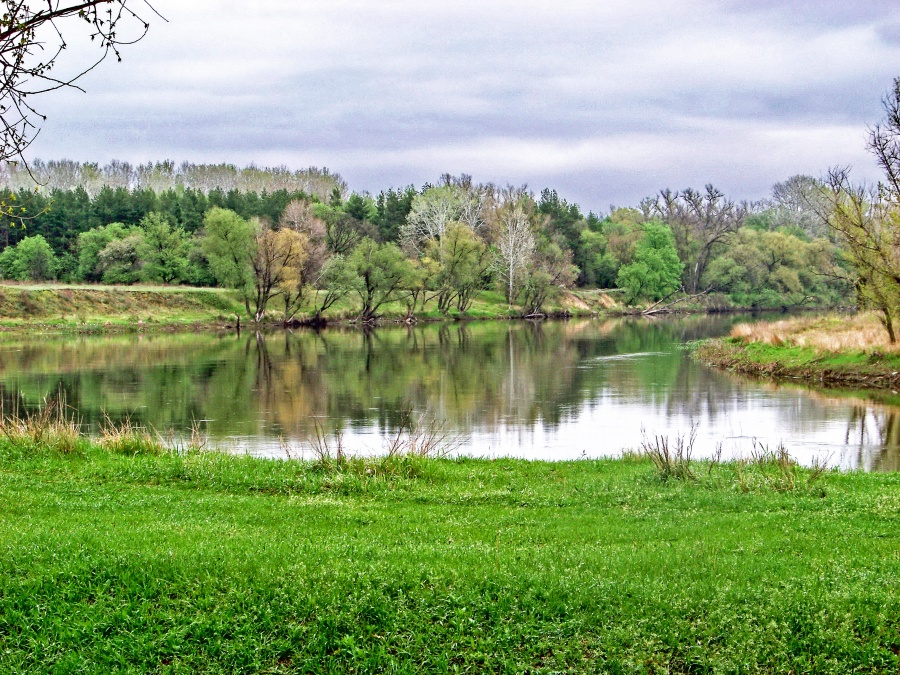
[0,398,85,456]
[640,428,831,497]
[287,413,461,482]
[640,425,697,481]
[96,414,165,456]
[745,441,830,494]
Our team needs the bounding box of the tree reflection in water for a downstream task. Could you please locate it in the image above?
[845,405,900,472]
[0,316,897,469]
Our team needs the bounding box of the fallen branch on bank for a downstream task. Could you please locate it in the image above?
[642,287,713,316]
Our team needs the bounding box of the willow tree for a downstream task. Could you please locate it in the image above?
[349,238,413,322]
[819,79,900,342]
[824,169,900,342]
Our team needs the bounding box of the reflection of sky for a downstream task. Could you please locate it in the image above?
[223,349,898,472]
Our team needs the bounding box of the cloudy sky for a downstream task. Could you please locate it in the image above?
[25,0,900,212]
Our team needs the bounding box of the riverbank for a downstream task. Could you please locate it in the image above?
[693,312,900,389]
[2,431,899,672]
[0,283,617,332]
[0,283,246,331]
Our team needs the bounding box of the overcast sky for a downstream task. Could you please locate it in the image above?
[25,0,900,212]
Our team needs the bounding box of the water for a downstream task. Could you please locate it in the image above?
[1,314,898,470]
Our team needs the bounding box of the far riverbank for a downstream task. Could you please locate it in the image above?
[0,282,847,334]
[0,283,620,333]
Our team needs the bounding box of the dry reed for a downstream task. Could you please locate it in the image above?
[730,312,896,352]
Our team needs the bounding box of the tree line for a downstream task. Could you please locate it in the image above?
[0,163,852,321]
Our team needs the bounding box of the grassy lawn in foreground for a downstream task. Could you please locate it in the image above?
[1,442,899,673]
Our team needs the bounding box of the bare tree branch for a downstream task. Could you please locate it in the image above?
[0,1,161,169]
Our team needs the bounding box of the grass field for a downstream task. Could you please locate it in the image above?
[1,427,899,673]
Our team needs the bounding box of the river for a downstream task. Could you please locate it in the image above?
[0,314,897,470]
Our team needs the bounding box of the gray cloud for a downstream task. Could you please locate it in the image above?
[23,0,900,212]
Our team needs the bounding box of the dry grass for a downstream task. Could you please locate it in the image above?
[730,312,895,352]
[0,397,83,454]
[97,413,165,455]
[0,398,203,457]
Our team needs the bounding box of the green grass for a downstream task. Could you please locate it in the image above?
[0,283,245,330]
[1,438,899,673]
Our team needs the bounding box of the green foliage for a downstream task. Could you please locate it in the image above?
[538,188,588,282]
[702,227,849,307]
[579,208,644,288]
[97,233,144,285]
[349,238,414,320]
[616,221,683,303]
[521,238,578,315]
[313,202,370,255]
[344,192,377,222]
[374,186,416,242]
[647,185,744,294]
[0,172,855,313]
[310,254,358,319]
[0,185,314,262]
[422,222,489,313]
[201,207,256,292]
[76,222,136,282]
[0,234,56,281]
[137,212,191,284]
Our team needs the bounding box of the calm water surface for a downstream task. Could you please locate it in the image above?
[1,315,898,470]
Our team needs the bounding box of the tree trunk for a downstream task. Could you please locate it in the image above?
[883,309,897,344]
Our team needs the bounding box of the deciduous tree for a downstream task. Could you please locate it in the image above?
[820,80,900,342]
[202,208,309,322]
[402,183,488,252]
[645,185,745,293]
[616,222,683,304]
[491,188,536,304]
[97,232,143,284]
[349,238,413,321]
[75,222,135,281]
[137,212,190,284]
[422,222,489,314]
[520,239,577,316]
[0,233,55,279]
